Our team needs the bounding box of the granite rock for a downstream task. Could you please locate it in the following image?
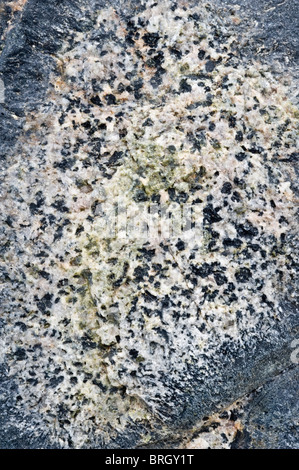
[0,0,298,448]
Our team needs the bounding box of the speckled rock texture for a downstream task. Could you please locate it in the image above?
[0,0,298,449]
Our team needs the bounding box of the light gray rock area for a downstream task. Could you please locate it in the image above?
[0,0,298,449]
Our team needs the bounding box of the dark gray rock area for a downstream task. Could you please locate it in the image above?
[218,0,299,66]
[232,366,299,449]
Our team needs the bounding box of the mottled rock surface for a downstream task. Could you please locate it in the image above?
[0,0,298,448]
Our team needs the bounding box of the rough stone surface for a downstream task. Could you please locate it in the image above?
[0,0,298,448]
[231,366,299,449]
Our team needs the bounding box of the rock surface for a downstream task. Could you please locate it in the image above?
[0,0,298,448]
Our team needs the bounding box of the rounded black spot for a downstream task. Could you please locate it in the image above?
[143,32,160,48]
[214,273,228,286]
[223,238,242,248]
[203,204,222,224]
[236,221,258,239]
[235,152,247,161]
[176,240,185,251]
[205,60,216,72]
[231,191,241,202]
[179,79,192,93]
[14,347,27,361]
[133,190,148,202]
[221,182,232,194]
[142,118,154,127]
[129,348,139,359]
[235,267,252,283]
[90,95,102,106]
[167,145,176,154]
[105,94,116,105]
[198,49,206,60]
[235,130,243,142]
[228,115,236,128]
[151,193,161,203]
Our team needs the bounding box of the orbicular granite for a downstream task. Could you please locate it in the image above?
[0,0,298,448]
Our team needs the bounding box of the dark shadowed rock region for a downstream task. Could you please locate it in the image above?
[0,0,298,449]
